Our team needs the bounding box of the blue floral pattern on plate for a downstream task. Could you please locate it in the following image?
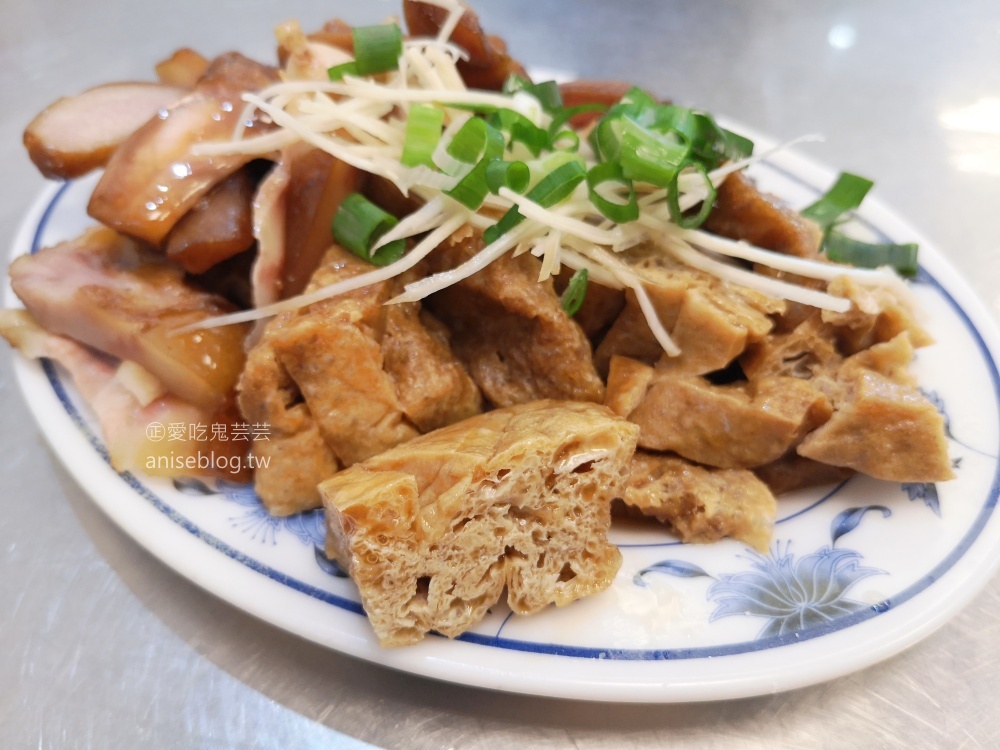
[172,477,346,577]
[636,506,892,639]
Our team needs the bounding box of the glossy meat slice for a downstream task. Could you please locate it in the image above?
[9,227,248,410]
[0,310,248,479]
[320,400,638,646]
[164,166,257,274]
[23,82,187,179]
[88,52,279,246]
[251,146,364,307]
[428,232,605,407]
[622,451,776,552]
[403,0,526,90]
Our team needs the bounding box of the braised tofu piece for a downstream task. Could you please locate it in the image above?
[754,452,855,496]
[553,267,625,342]
[797,371,953,482]
[428,233,605,407]
[704,171,823,260]
[382,305,483,433]
[239,245,482,514]
[623,452,776,552]
[320,400,638,646]
[9,227,248,410]
[741,312,842,382]
[233,335,338,513]
[605,355,654,418]
[824,276,933,354]
[595,262,781,377]
[271,303,419,467]
[626,373,832,468]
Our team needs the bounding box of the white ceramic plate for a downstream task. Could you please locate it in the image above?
[7,134,1000,703]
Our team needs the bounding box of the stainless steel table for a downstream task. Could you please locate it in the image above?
[3,1,998,747]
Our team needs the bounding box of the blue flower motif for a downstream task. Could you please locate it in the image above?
[901,482,941,517]
[170,476,344,576]
[707,544,882,639]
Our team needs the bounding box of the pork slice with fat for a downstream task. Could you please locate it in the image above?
[9,227,249,411]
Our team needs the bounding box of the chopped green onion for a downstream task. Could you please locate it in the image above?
[824,232,918,277]
[666,163,717,229]
[352,23,403,76]
[526,159,588,205]
[444,117,505,166]
[618,118,690,186]
[327,62,358,81]
[503,75,563,111]
[441,119,506,208]
[802,172,874,230]
[721,129,754,163]
[401,104,444,168]
[591,88,754,171]
[486,160,530,194]
[551,129,580,151]
[331,193,406,266]
[484,160,587,244]
[446,159,493,209]
[586,161,638,223]
[487,109,551,156]
[561,268,589,316]
[547,103,609,134]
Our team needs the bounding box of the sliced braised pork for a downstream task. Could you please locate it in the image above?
[0,310,248,479]
[24,82,187,180]
[9,228,248,410]
[88,53,279,246]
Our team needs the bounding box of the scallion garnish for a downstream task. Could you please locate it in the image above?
[327,23,404,80]
[586,161,638,223]
[444,118,505,167]
[352,23,404,75]
[486,160,530,194]
[802,172,874,230]
[503,75,563,112]
[441,119,506,209]
[666,163,716,229]
[618,119,690,186]
[805,172,919,275]
[483,160,587,244]
[824,233,918,277]
[486,109,551,156]
[401,104,444,168]
[331,193,406,266]
[561,268,589,316]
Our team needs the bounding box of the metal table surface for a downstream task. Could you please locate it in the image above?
[2,1,999,747]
